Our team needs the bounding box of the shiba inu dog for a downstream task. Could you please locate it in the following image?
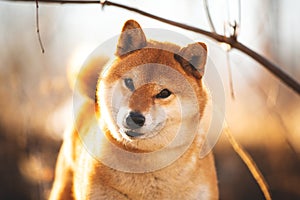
[49,20,218,200]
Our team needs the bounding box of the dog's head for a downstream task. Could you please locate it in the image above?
[96,20,208,152]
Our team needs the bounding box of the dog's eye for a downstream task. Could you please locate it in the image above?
[124,78,134,91]
[156,89,172,99]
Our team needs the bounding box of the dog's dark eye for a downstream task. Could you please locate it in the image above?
[124,78,134,91]
[156,89,172,99]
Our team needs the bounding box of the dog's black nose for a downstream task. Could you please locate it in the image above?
[126,111,145,129]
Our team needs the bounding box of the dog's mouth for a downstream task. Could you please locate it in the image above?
[125,130,144,138]
[118,120,166,140]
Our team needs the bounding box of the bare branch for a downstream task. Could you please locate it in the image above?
[35,0,45,53]
[6,0,300,95]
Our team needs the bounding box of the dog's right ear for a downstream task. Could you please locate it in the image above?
[116,20,147,57]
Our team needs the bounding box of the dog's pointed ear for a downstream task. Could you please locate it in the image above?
[116,20,147,57]
[174,42,207,79]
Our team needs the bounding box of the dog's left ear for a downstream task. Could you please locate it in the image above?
[116,20,147,57]
[174,42,207,79]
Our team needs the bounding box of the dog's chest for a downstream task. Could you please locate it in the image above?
[86,156,202,199]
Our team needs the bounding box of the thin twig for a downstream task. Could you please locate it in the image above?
[226,51,235,99]
[224,122,272,200]
[223,22,235,99]
[6,0,300,95]
[258,82,299,157]
[35,0,45,53]
[230,60,300,159]
[203,0,216,32]
[238,0,241,31]
[270,107,299,157]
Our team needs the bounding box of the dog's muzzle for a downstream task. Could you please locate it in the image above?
[125,111,145,137]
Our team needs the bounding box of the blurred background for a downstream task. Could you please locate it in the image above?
[0,0,299,199]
